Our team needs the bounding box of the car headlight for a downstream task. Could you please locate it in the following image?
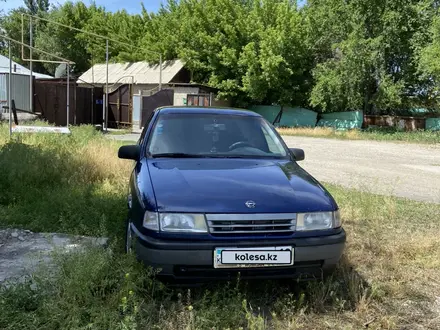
[143,211,160,231]
[296,211,341,231]
[159,213,207,233]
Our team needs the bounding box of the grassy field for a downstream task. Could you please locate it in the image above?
[278,127,440,144]
[1,124,439,330]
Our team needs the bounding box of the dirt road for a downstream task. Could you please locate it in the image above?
[284,136,440,203]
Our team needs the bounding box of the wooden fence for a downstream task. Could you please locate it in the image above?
[34,78,103,126]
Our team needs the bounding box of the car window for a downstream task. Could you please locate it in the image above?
[262,125,284,154]
[147,113,288,158]
[138,112,155,145]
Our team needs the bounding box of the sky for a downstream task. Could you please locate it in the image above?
[2,0,166,14]
[2,0,306,14]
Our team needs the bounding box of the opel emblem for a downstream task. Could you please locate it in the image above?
[245,200,256,208]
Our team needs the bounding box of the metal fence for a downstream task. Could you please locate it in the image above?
[0,73,32,114]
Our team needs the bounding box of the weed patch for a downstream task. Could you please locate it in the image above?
[1,123,439,329]
[0,125,131,238]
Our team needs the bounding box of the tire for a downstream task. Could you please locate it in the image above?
[125,218,135,254]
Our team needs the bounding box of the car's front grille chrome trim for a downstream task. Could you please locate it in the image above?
[206,213,296,236]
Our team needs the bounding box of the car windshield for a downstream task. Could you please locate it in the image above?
[147,113,288,158]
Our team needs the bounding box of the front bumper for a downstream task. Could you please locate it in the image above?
[130,224,346,282]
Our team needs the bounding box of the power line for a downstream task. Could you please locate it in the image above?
[1,34,73,132]
[21,13,161,56]
[0,33,75,64]
[21,12,164,131]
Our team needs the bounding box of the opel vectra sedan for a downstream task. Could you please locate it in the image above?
[118,106,346,283]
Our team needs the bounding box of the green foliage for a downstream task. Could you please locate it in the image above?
[0,125,129,237]
[140,0,311,106]
[24,0,50,14]
[418,2,440,104]
[308,0,429,113]
[1,0,440,112]
[34,1,96,74]
[1,123,440,329]
[0,246,159,330]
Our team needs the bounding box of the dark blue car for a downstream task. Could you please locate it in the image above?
[118,106,346,283]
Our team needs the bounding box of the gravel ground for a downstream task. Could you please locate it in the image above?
[108,133,440,203]
[0,112,39,122]
[0,229,108,285]
[285,136,440,203]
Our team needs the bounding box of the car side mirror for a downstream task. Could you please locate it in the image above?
[118,145,140,160]
[289,148,305,161]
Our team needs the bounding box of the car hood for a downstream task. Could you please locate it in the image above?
[143,158,337,213]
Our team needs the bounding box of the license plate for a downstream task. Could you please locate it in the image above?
[213,246,294,268]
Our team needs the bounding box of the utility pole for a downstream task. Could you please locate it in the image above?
[29,17,33,113]
[159,54,162,91]
[8,42,12,139]
[21,13,163,130]
[67,64,70,128]
[105,39,109,132]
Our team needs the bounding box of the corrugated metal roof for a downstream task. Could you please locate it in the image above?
[0,55,53,79]
[77,59,185,85]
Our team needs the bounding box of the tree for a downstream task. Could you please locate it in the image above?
[0,0,50,73]
[415,1,440,109]
[34,1,97,74]
[24,0,50,14]
[80,8,148,64]
[141,0,310,107]
[1,0,435,112]
[308,0,433,114]
[238,0,311,106]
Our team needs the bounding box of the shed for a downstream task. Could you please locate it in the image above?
[0,55,53,78]
[77,59,228,107]
[77,59,230,129]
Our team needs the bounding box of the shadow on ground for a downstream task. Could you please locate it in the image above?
[161,254,371,319]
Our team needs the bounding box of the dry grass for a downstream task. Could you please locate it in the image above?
[277,127,440,144]
[0,124,132,236]
[279,127,362,140]
[1,123,439,329]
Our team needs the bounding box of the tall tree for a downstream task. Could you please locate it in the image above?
[34,1,97,75]
[415,0,440,109]
[141,0,310,107]
[308,0,433,114]
[24,0,50,14]
[1,0,436,112]
[0,0,50,73]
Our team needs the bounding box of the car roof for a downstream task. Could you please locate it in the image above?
[156,106,261,117]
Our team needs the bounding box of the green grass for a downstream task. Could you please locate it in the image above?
[278,126,440,144]
[0,124,130,238]
[1,123,440,329]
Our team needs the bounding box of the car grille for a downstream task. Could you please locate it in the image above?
[206,213,296,236]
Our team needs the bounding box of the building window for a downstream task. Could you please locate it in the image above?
[187,94,211,106]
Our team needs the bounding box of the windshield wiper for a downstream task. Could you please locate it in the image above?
[151,153,204,158]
